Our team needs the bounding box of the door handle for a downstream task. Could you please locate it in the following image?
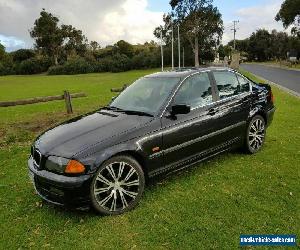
[208,108,218,116]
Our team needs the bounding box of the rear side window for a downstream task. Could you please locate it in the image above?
[173,72,213,109]
[236,74,251,92]
[213,71,239,99]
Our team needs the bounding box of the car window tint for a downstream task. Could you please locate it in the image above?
[213,71,240,99]
[173,73,213,109]
[236,74,250,92]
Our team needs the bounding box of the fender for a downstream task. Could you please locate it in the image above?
[80,139,149,175]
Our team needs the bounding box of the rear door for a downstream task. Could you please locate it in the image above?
[210,70,252,144]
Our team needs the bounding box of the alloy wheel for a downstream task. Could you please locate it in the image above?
[92,160,142,213]
[248,117,265,152]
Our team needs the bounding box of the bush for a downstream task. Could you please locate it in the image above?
[12,49,35,63]
[0,62,15,75]
[132,51,160,69]
[48,58,93,75]
[0,54,15,75]
[48,55,132,75]
[109,54,131,72]
[15,57,51,74]
[93,57,114,72]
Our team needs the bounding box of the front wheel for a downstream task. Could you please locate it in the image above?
[244,115,266,154]
[90,155,145,215]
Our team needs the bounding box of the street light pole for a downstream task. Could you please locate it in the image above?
[178,25,181,69]
[182,47,185,68]
[171,24,174,70]
[160,30,164,72]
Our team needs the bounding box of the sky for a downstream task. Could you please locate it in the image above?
[0,0,288,52]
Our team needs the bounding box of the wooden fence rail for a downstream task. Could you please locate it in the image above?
[111,84,128,92]
[0,91,86,114]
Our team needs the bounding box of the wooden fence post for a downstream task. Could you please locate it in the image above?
[63,90,73,114]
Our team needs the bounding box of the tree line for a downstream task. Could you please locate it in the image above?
[218,29,300,61]
[0,0,299,75]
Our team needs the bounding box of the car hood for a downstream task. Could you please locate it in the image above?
[35,110,152,158]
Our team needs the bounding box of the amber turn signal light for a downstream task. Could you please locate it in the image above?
[65,160,85,174]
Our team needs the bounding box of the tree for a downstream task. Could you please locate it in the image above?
[170,0,223,66]
[228,39,249,53]
[153,14,173,45]
[114,40,134,58]
[61,24,88,58]
[269,30,289,60]
[0,43,6,60]
[30,9,64,65]
[90,41,101,51]
[248,29,272,61]
[11,49,35,62]
[30,9,88,65]
[275,0,300,37]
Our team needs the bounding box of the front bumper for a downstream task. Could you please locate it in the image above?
[266,106,276,127]
[28,156,94,209]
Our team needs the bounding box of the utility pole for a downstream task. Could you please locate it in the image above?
[231,20,239,50]
[178,25,181,69]
[160,30,164,72]
[171,24,174,70]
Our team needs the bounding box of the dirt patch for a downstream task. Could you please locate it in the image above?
[0,112,79,148]
[0,128,6,137]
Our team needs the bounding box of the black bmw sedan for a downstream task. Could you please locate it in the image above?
[28,67,275,215]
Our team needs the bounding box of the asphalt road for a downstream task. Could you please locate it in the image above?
[241,63,300,94]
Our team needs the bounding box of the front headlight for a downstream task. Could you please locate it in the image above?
[45,156,69,173]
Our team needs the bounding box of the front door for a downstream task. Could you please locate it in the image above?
[160,71,221,170]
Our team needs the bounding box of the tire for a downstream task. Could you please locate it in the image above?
[244,115,266,154]
[90,155,145,215]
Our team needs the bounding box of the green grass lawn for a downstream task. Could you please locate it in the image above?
[246,61,300,70]
[0,69,299,249]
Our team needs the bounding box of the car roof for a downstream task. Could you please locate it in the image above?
[144,66,232,79]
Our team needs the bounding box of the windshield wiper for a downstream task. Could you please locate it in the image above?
[102,106,123,111]
[102,106,153,117]
[120,110,154,117]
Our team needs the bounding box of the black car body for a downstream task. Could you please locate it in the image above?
[28,67,275,214]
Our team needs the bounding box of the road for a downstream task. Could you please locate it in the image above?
[241,64,300,95]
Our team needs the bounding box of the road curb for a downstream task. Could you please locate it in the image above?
[248,72,300,99]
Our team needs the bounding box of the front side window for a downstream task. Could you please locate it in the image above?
[213,71,239,99]
[173,73,213,109]
[236,74,251,92]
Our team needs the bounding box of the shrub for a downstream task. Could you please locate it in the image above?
[93,57,114,72]
[15,57,51,75]
[109,54,131,72]
[0,62,15,75]
[12,49,35,63]
[48,58,93,75]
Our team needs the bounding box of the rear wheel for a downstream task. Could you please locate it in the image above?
[90,155,145,215]
[244,115,266,154]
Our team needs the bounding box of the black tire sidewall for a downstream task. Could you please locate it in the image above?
[245,115,266,154]
[90,155,145,215]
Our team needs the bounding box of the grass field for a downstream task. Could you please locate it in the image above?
[0,69,299,249]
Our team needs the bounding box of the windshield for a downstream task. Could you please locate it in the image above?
[110,77,181,115]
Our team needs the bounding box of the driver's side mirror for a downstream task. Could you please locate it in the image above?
[170,104,191,115]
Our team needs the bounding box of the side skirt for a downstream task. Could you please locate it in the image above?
[148,137,241,178]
